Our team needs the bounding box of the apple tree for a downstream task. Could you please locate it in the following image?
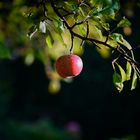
[0,0,139,92]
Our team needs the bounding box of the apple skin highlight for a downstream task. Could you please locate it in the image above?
[55,54,83,78]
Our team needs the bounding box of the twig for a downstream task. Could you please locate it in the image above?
[70,16,90,29]
[70,34,74,53]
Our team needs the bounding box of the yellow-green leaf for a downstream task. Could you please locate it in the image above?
[113,71,124,92]
[46,35,53,48]
[116,63,126,82]
[111,33,132,50]
[120,38,132,50]
[131,70,137,90]
[126,61,132,80]
[117,17,131,28]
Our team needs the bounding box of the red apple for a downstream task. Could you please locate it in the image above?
[55,54,83,78]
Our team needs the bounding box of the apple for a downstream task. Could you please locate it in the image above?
[55,54,83,78]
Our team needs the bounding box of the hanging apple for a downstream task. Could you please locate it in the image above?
[55,54,83,78]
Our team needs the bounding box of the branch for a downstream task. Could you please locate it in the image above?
[70,16,90,29]
[50,0,139,68]
[70,33,74,53]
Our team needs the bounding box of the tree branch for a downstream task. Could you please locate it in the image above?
[50,0,139,68]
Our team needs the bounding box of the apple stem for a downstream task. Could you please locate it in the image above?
[70,34,74,54]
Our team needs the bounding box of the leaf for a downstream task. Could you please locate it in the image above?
[27,25,38,39]
[77,24,86,36]
[115,62,127,82]
[111,33,132,50]
[113,62,127,92]
[113,71,124,92]
[39,21,46,33]
[46,20,66,47]
[92,0,120,19]
[117,17,131,28]
[96,44,111,58]
[101,22,110,31]
[46,35,53,48]
[0,43,11,59]
[79,7,86,17]
[54,19,64,33]
[131,70,138,90]
[120,37,132,50]
[126,61,132,80]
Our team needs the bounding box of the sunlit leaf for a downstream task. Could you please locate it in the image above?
[111,33,132,50]
[76,24,86,36]
[117,17,131,28]
[120,37,132,50]
[110,33,122,42]
[131,70,138,90]
[96,44,111,58]
[88,21,103,40]
[53,19,65,33]
[113,71,124,92]
[113,62,127,92]
[92,0,120,19]
[101,22,110,31]
[46,34,53,48]
[126,61,132,80]
[115,62,126,82]
[79,7,86,17]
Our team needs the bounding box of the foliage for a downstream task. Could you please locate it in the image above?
[0,0,139,92]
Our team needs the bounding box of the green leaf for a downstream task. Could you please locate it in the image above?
[110,33,122,42]
[126,61,132,80]
[101,22,110,31]
[54,19,64,33]
[0,43,11,59]
[120,37,132,50]
[131,70,138,90]
[113,71,124,92]
[47,20,66,47]
[46,35,53,48]
[79,7,86,17]
[117,17,131,28]
[77,24,86,36]
[113,62,127,92]
[92,0,120,19]
[115,62,126,82]
[111,33,132,50]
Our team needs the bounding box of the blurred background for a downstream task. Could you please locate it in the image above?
[0,0,140,140]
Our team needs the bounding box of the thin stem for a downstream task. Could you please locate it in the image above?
[70,16,90,29]
[70,34,74,53]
